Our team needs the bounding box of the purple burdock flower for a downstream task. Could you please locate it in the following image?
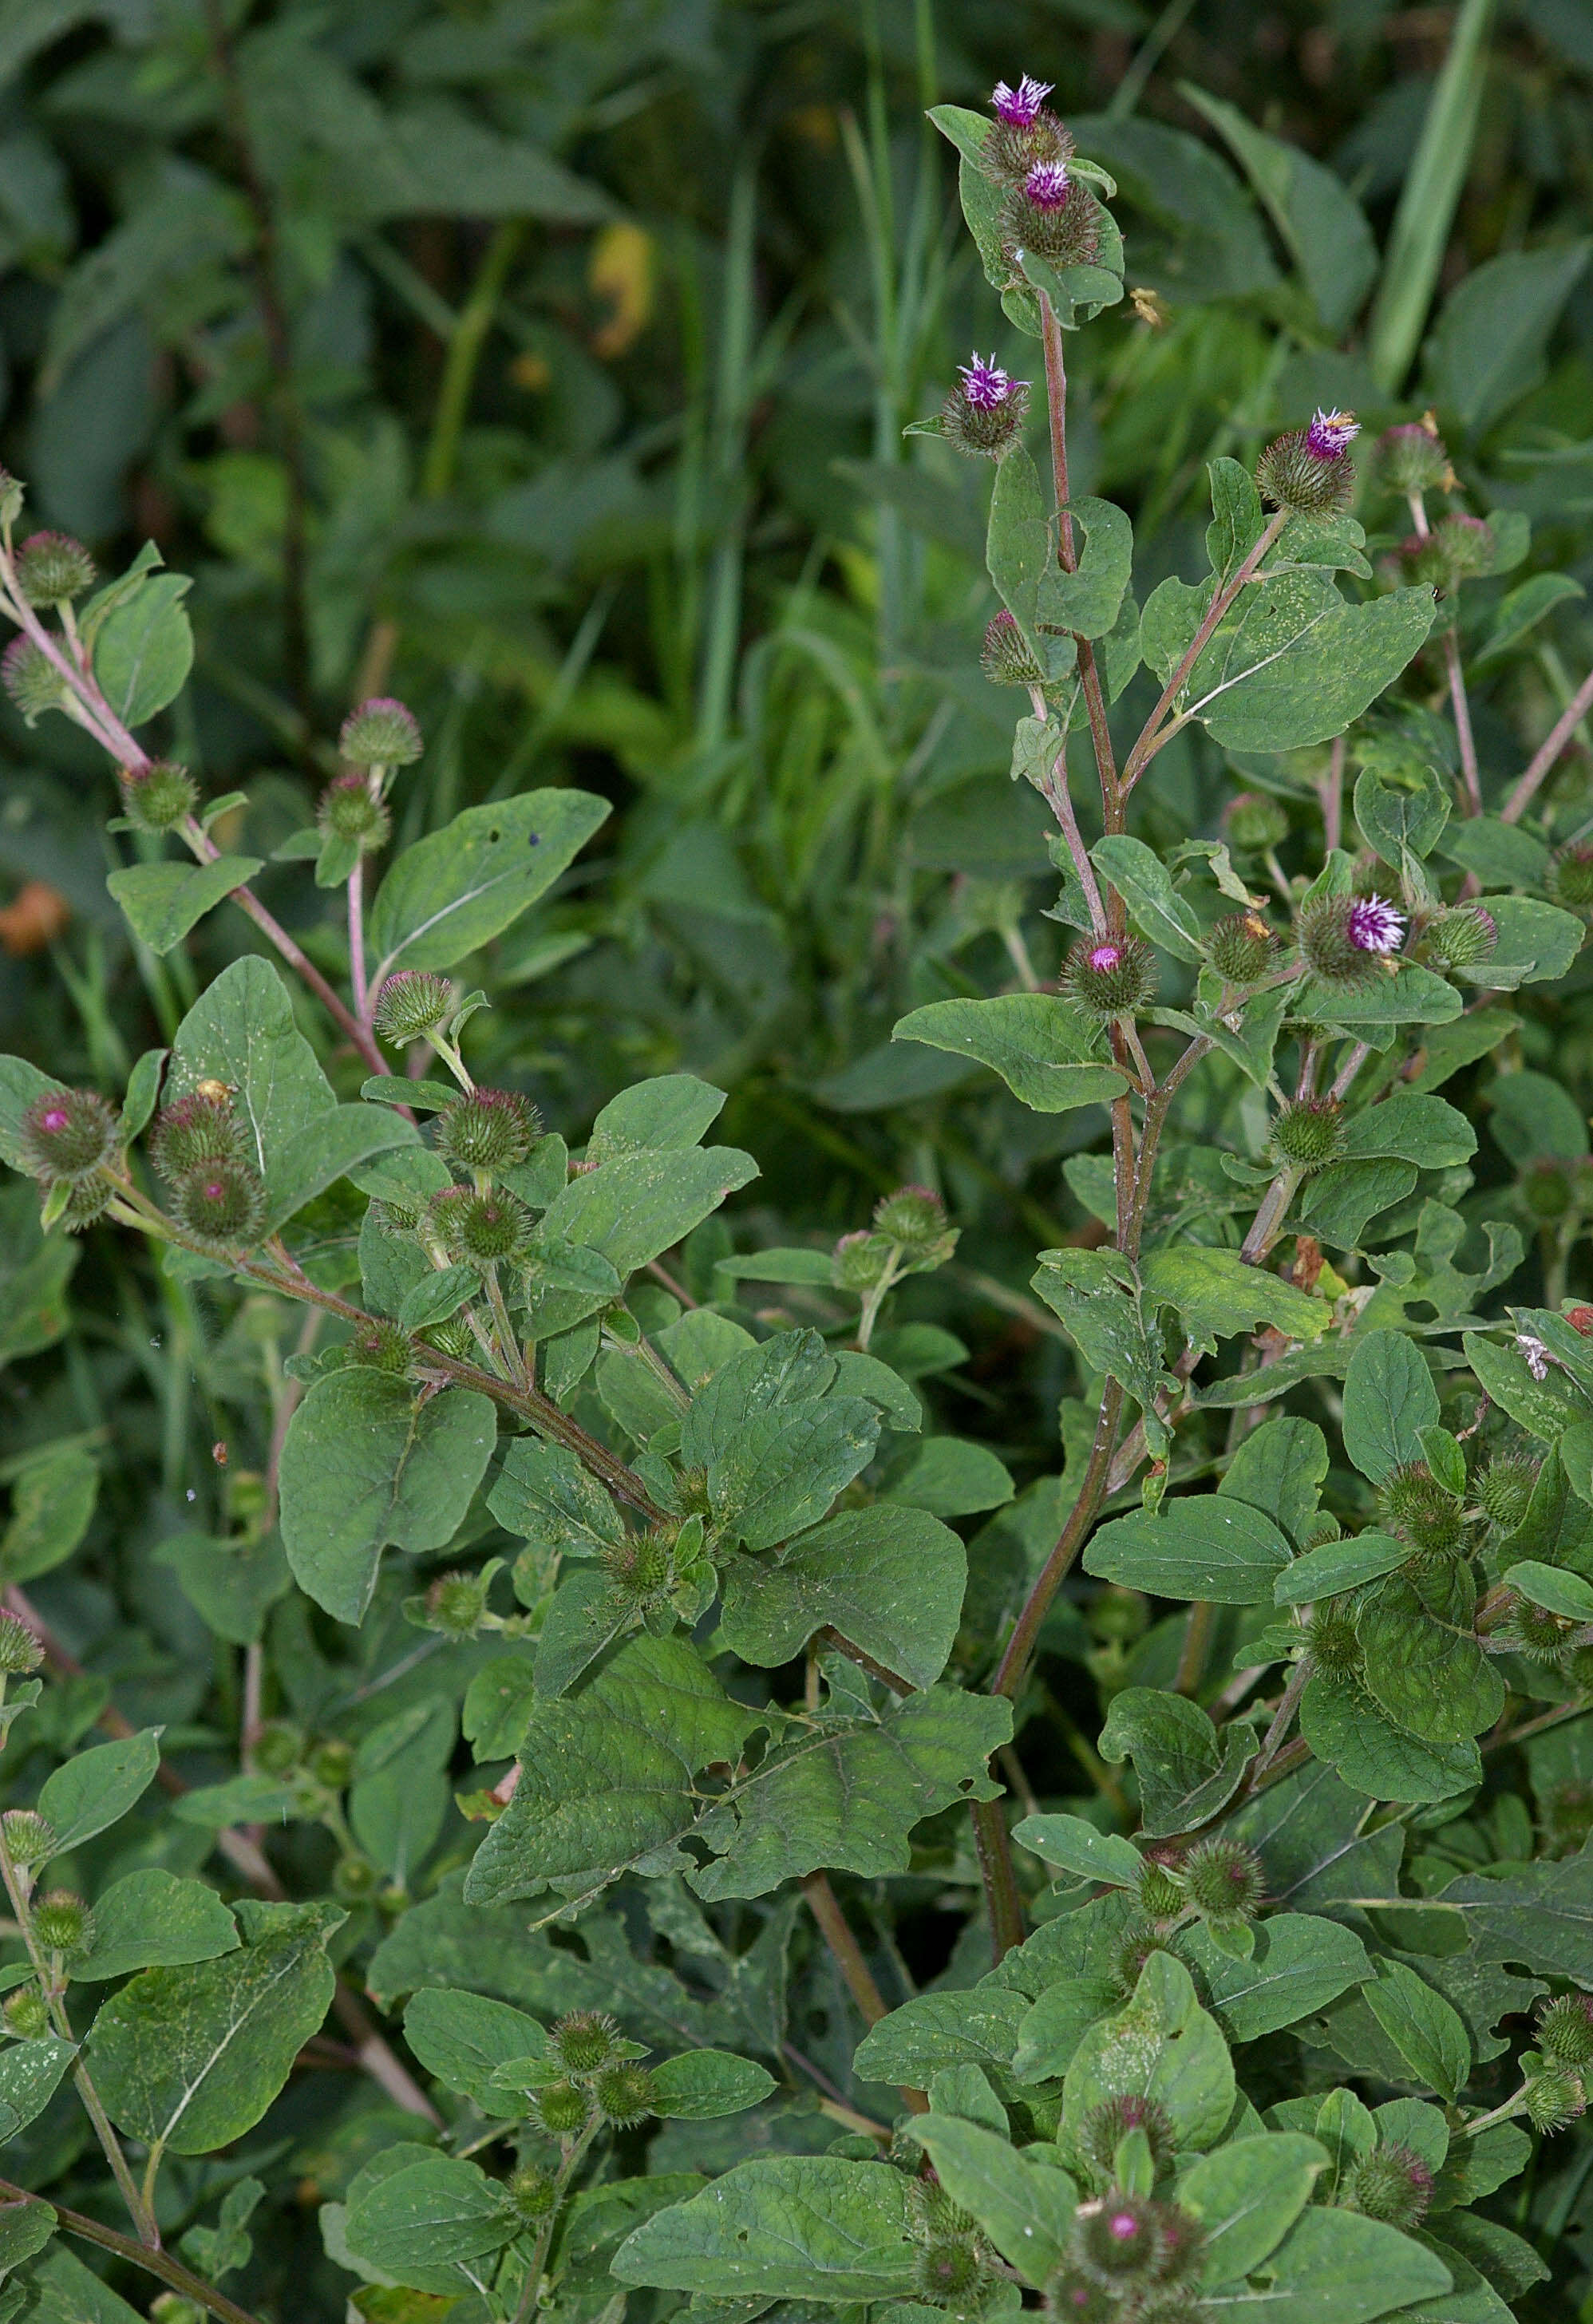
[1089,942,1123,971]
[1024,160,1070,211]
[958,354,1020,410]
[1347,895,1405,954]
[1305,407,1360,460]
[991,76,1053,127]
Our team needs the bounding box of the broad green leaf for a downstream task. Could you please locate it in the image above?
[1434,815,1551,886]
[1299,1674,1480,1804]
[92,571,193,725]
[1180,85,1375,333]
[1205,456,1265,581]
[1362,1962,1471,2101]
[402,1987,549,2113]
[1475,572,1585,666]
[1140,1246,1327,1350]
[1097,1689,1259,1837]
[1465,1330,1587,1441]
[0,2193,55,2275]
[1274,1531,1408,1605]
[279,1373,496,1623]
[1012,1813,1144,1889]
[38,1728,160,1856]
[1342,1331,1440,1480]
[1178,2132,1326,2284]
[1202,2196,1449,2318]
[905,2116,1073,2283]
[706,1395,879,1551]
[690,1684,1011,1903]
[1085,1495,1291,1604]
[611,2156,917,2300]
[1354,759,1450,867]
[350,1699,456,1884]
[539,1144,758,1280]
[0,1055,67,1175]
[1061,1952,1235,2153]
[464,1634,760,1906]
[344,2154,518,2294]
[1176,1914,1371,2040]
[587,1074,726,1160]
[1437,1843,1593,1982]
[1488,1069,1589,1165]
[1463,895,1583,988]
[70,1870,238,1982]
[488,1434,624,1559]
[151,1529,291,1646]
[1339,1093,1474,1168]
[367,790,610,980]
[0,2037,76,2142]
[1358,1583,1504,1745]
[1504,1559,1593,1620]
[1291,960,1462,1030]
[1092,832,1204,962]
[883,1435,1012,1518]
[1,1446,97,1585]
[105,857,263,956]
[1219,1416,1328,1548]
[892,994,1127,1113]
[854,1985,1030,2089]
[88,1900,343,2154]
[167,958,413,1232]
[1140,567,1435,752]
[1426,240,1591,433]
[648,2049,776,2119]
[718,1504,966,1690]
[985,446,1053,651]
[1037,497,1134,640]
[1031,1247,1170,1443]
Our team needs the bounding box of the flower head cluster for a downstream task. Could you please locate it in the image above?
[1046,2190,1204,2318]
[983,73,1073,192]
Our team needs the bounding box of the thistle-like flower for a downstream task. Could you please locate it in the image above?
[1379,417,1453,496]
[1306,407,1360,460]
[939,354,1030,459]
[981,607,1044,686]
[1346,894,1405,955]
[1024,160,1071,211]
[992,76,1053,127]
[1062,935,1157,1018]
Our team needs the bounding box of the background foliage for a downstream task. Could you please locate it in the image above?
[2,0,1593,2320]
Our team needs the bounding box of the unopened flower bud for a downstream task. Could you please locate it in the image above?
[437,1088,540,1175]
[1268,1097,1344,1174]
[1223,791,1289,850]
[1421,902,1496,970]
[309,1739,354,1788]
[0,1614,43,1676]
[1061,935,1157,1019]
[333,1855,379,1902]
[1548,844,1593,918]
[1071,2192,1164,2285]
[121,761,198,833]
[914,2239,984,2304]
[455,1191,530,1266]
[20,1088,119,1184]
[1,634,66,725]
[533,2078,591,2136]
[1206,911,1277,983]
[1305,1602,1362,1680]
[594,2061,655,2126]
[172,1158,267,1250]
[1183,1836,1263,1923]
[318,772,389,852]
[1080,2093,1175,2181]
[1539,1993,1593,2068]
[1480,1452,1539,1530]
[32,1890,88,1952]
[1136,1860,1184,1920]
[373,970,453,1045]
[600,1526,675,1607]
[350,1316,412,1373]
[1349,2143,1433,2229]
[1378,1460,1464,1555]
[150,1091,243,1185]
[425,1570,492,1639]
[1379,418,1452,496]
[1526,2064,1586,2133]
[14,532,94,606]
[981,607,1043,686]
[2,1986,50,2038]
[551,2010,621,2078]
[508,2164,556,2221]
[873,1184,947,1246]
[1,1811,55,1871]
[832,1229,890,1290]
[252,1721,304,1775]
[339,697,423,767]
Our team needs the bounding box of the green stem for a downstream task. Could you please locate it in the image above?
[1173,1601,1216,1696]
[513,2116,602,2324]
[422,222,525,500]
[1121,512,1289,796]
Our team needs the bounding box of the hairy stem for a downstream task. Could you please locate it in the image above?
[1121,511,1289,796]
[1500,660,1593,824]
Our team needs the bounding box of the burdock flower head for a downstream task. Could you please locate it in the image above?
[980,607,1044,687]
[940,353,1030,460]
[1400,511,1495,592]
[984,75,1073,190]
[999,156,1101,271]
[1380,416,1453,496]
[1062,935,1157,1019]
[1256,408,1360,516]
[1296,891,1405,986]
